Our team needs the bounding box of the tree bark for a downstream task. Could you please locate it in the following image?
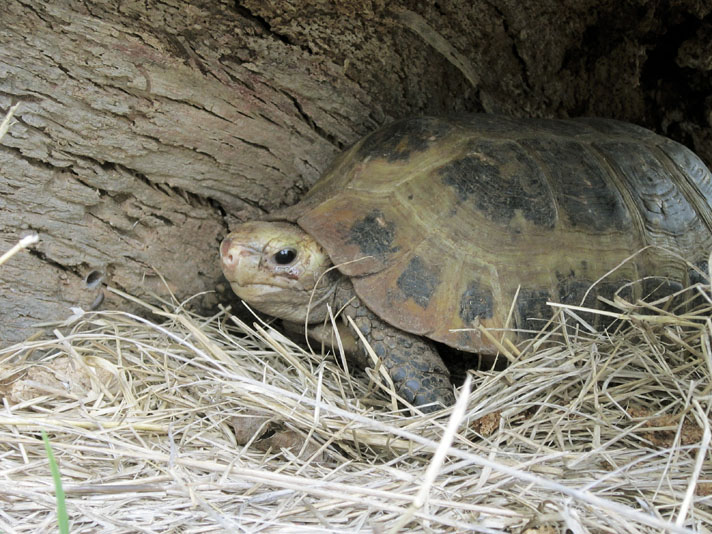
[1,0,710,344]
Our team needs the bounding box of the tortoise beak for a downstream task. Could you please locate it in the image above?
[220,236,258,288]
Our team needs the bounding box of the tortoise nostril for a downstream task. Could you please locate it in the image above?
[220,238,233,260]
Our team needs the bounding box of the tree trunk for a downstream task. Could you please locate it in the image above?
[1,0,710,344]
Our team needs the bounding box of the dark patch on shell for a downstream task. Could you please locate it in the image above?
[596,279,634,304]
[686,262,708,309]
[440,155,498,201]
[516,289,551,331]
[521,139,631,231]
[355,117,454,162]
[688,261,708,286]
[347,210,399,258]
[439,140,556,228]
[641,278,684,301]
[593,280,632,330]
[459,281,494,323]
[597,141,697,236]
[396,256,438,308]
[556,271,596,307]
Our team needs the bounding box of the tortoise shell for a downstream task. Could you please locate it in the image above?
[272,115,712,354]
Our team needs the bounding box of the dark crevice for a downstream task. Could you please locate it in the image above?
[27,247,81,279]
[231,196,265,214]
[230,134,274,154]
[208,185,265,219]
[564,3,657,70]
[298,157,320,175]
[107,163,212,211]
[74,175,108,199]
[0,143,66,174]
[173,34,210,76]
[85,211,134,238]
[640,12,711,144]
[233,2,290,45]
[280,90,343,149]
[488,2,531,91]
[233,1,313,56]
[257,112,281,128]
[211,198,228,220]
[150,213,174,226]
[0,93,43,106]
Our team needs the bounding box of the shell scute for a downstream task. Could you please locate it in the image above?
[556,270,595,307]
[395,256,439,309]
[439,140,556,228]
[521,138,632,231]
[459,282,495,323]
[597,141,698,235]
[355,116,455,161]
[516,289,552,332]
[347,209,400,259]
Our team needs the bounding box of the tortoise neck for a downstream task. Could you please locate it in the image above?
[302,269,351,324]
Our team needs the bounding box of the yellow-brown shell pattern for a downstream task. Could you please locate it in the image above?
[277,115,712,354]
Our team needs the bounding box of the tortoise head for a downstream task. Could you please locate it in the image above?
[220,221,336,323]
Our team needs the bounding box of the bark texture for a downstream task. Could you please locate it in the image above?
[1,0,710,344]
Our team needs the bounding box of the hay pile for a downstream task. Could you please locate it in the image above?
[0,276,710,533]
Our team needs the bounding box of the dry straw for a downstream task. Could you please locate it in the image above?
[0,274,710,533]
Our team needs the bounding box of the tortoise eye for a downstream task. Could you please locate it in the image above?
[274,248,297,265]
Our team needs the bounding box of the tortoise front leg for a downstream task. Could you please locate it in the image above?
[344,302,455,412]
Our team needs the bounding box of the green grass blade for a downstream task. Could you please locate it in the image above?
[41,431,69,534]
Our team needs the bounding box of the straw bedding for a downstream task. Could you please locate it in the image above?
[1,105,711,533]
[0,278,710,533]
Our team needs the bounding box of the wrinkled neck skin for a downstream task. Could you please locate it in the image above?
[266,267,347,325]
